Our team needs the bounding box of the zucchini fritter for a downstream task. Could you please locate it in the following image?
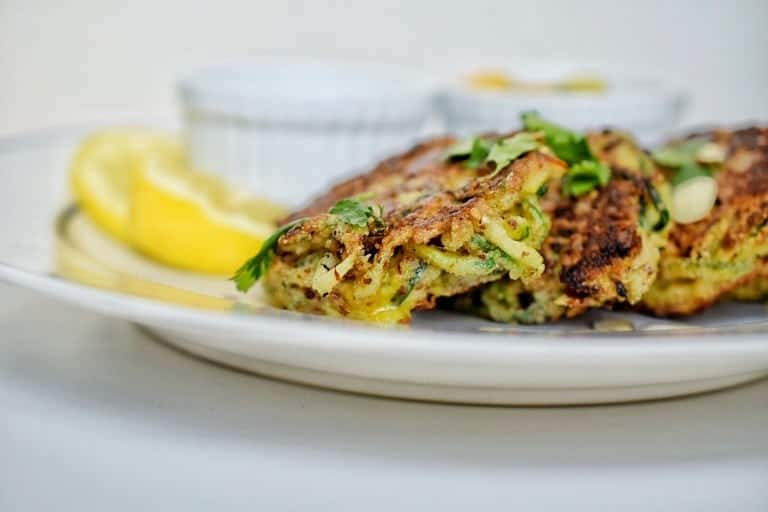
[261,136,567,323]
[642,127,768,315]
[731,259,768,301]
[453,131,669,323]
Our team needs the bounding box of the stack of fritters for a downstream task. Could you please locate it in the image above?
[236,119,768,325]
[259,135,567,323]
[453,131,670,323]
[642,127,768,315]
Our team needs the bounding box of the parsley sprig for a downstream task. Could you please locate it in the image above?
[445,137,491,169]
[445,133,540,172]
[231,219,302,292]
[329,198,381,227]
[672,161,712,186]
[561,160,611,196]
[521,111,592,165]
[465,138,492,168]
[521,111,611,197]
[652,139,706,168]
[652,138,713,186]
[486,133,540,175]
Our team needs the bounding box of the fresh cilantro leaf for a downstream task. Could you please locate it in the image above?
[486,133,540,175]
[231,220,301,292]
[672,161,712,186]
[652,139,707,168]
[562,160,611,197]
[444,138,475,160]
[466,138,492,168]
[520,112,618,195]
[446,133,538,173]
[520,111,592,164]
[444,137,491,169]
[329,198,378,227]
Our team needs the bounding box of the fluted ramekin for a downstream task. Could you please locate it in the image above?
[178,59,437,205]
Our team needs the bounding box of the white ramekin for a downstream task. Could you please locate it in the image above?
[178,59,437,205]
[436,57,688,146]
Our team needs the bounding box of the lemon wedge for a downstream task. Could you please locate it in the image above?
[70,129,287,275]
[70,129,185,243]
[131,158,284,274]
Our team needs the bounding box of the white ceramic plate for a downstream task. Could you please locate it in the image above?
[1,128,767,405]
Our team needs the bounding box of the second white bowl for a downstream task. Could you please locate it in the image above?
[437,57,688,146]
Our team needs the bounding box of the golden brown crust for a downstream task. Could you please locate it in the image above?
[284,136,459,222]
[280,144,565,255]
[555,171,645,300]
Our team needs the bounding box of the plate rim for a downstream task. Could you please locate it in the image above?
[3,262,768,355]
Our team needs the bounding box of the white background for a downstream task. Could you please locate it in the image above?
[2,3,768,509]
[1,0,767,136]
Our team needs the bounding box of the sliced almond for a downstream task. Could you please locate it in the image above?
[671,176,718,224]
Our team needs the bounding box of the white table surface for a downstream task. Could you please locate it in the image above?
[1,282,767,511]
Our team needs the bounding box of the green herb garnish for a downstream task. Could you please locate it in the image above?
[561,160,611,197]
[652,139,707,168]
[445,137,491,169]
[231,220,302,292]
[653,138,719,187]
[329,198,379,227]
[521,111,613,196]
[486,133,540,175]
[671,161,712,186]
[466,138,492,168]
[521,111,592,164]
[444,138,474,160]
[445,133,539,173]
